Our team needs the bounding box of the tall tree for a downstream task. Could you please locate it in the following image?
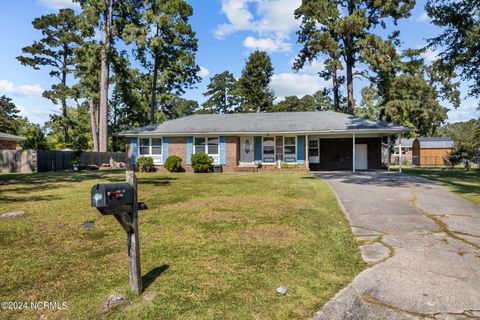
[0,95,21,134]
[271,90,332,112]
[426,0,480,107]
[202,71,238,113]
[294,0,415,114]
[367,49,460,136]
[77,0,141,151]
[438,119,480,161]
[17,8,82,142]
[124,0,200,124]
[236,50,275,113]
[18,122,49,150]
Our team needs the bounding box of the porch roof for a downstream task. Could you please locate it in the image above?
[119,111,411,137]
[0,131,24,141]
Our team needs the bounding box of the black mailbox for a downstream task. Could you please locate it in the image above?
[91,183,135,215]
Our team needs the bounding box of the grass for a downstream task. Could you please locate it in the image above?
[0,171,363,319]
[394,166,480,204]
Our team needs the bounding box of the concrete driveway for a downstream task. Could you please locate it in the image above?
[312,171,480,320]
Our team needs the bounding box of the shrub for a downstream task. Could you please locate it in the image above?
[164,155,183,172]
[137,156,155,172]
[191,153,213,173]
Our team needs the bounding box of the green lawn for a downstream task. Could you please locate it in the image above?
[0,171,363,319]
[396,167,480,204]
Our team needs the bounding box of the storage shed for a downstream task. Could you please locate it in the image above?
[412,137,455,166]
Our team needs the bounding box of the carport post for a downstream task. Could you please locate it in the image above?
[387,135,391,171]
[352,133,356,173]
[399,134,402,173]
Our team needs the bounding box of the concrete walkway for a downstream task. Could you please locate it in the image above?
[312,171,480,320]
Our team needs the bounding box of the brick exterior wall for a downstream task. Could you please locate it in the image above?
[0,140,17,150]
[316,137,382,170]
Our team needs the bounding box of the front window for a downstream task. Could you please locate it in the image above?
[284,136,296,162]
[262,137,275,163]
[194,137,220,163]
[139,138,150,155]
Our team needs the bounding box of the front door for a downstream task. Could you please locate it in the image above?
[355,144,368,170]
[240,136,254,164]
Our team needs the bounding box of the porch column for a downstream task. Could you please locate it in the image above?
[387,135,391,171]
[305,134,309,170]
[399,134,402,173]
[352,133,356,173]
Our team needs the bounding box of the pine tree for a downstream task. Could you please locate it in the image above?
[123,0,200,124]
[294,0,415,114]
[17,8,82,142]
[202,71,238,113]
[0,95,21,134]
[236,50,275,113]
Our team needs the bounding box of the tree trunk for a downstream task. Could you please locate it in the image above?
[61,51,68,143]
[332,69,340,112]
[345,0,355,114]
[150,55,159,125]
[99,0,114,152]
[89,99,99,152]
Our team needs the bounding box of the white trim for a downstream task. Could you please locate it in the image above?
[352,134,356,173]
[262,136,276,163]
[193,136,220,164]
[283,136,297,163]
[137,137,163,165]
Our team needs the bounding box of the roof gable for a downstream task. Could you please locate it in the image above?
[417,137,454,149]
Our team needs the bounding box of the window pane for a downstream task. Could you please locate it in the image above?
[285,137,295,145]
[263,137,275,155]
[140,138,149,147]
[284,145,296,155]
[151,146,162,155]
[195,137,205,146]
[207,137,219,145]
[208,145,219,154]
[139,146,149,155]
[309,149,319,156]
[194,146,205,154]
[309,140,318,148]
[151,138,162,146]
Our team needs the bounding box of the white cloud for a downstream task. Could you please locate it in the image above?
[416,12,430,22]
[243,36,290,52]
[0,80,44,98]
[198,66,210,78]
[214,0,301,52]
[447,100,480,123]
[38,0,80,10]
[271,73,330,101]
[422,48,440,63]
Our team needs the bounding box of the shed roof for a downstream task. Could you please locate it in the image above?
[0,132,24,141]
[119,111,410,136]
[394,138,415,147]
[417,137,454,149]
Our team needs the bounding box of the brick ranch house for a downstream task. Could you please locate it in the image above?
[0,132,24,150]
[119,111,410,172]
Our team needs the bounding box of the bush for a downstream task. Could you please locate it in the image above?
[137,156,155,172]
[191,153,213,173]
[164,155,183,172]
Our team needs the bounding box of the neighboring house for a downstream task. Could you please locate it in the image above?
[119,111,410,172]
[0,132,24,150]
[412,137,455,166]
[391,138,415,164]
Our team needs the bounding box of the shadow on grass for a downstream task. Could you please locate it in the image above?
[139,177,177,187]
[142,264,169,290]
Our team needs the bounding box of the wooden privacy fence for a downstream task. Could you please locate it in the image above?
[0,150,126,173]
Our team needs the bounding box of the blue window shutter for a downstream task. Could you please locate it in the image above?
[186,136,193,165]
[219,136,226,165]
[297,135,305,164]
[130,137,138,165]
[254,136,262,162]
[162,137,169,161]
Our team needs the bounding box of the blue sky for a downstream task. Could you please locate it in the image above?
[0,0,478,125]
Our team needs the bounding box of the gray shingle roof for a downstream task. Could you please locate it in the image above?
[119,111,410,136]
[417,137,454,149]
[0,132,24,141]
[394,138,415,147]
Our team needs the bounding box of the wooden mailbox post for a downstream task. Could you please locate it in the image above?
[91,170,144,295]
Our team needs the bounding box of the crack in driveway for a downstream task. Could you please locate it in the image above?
[311,171,480,320]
